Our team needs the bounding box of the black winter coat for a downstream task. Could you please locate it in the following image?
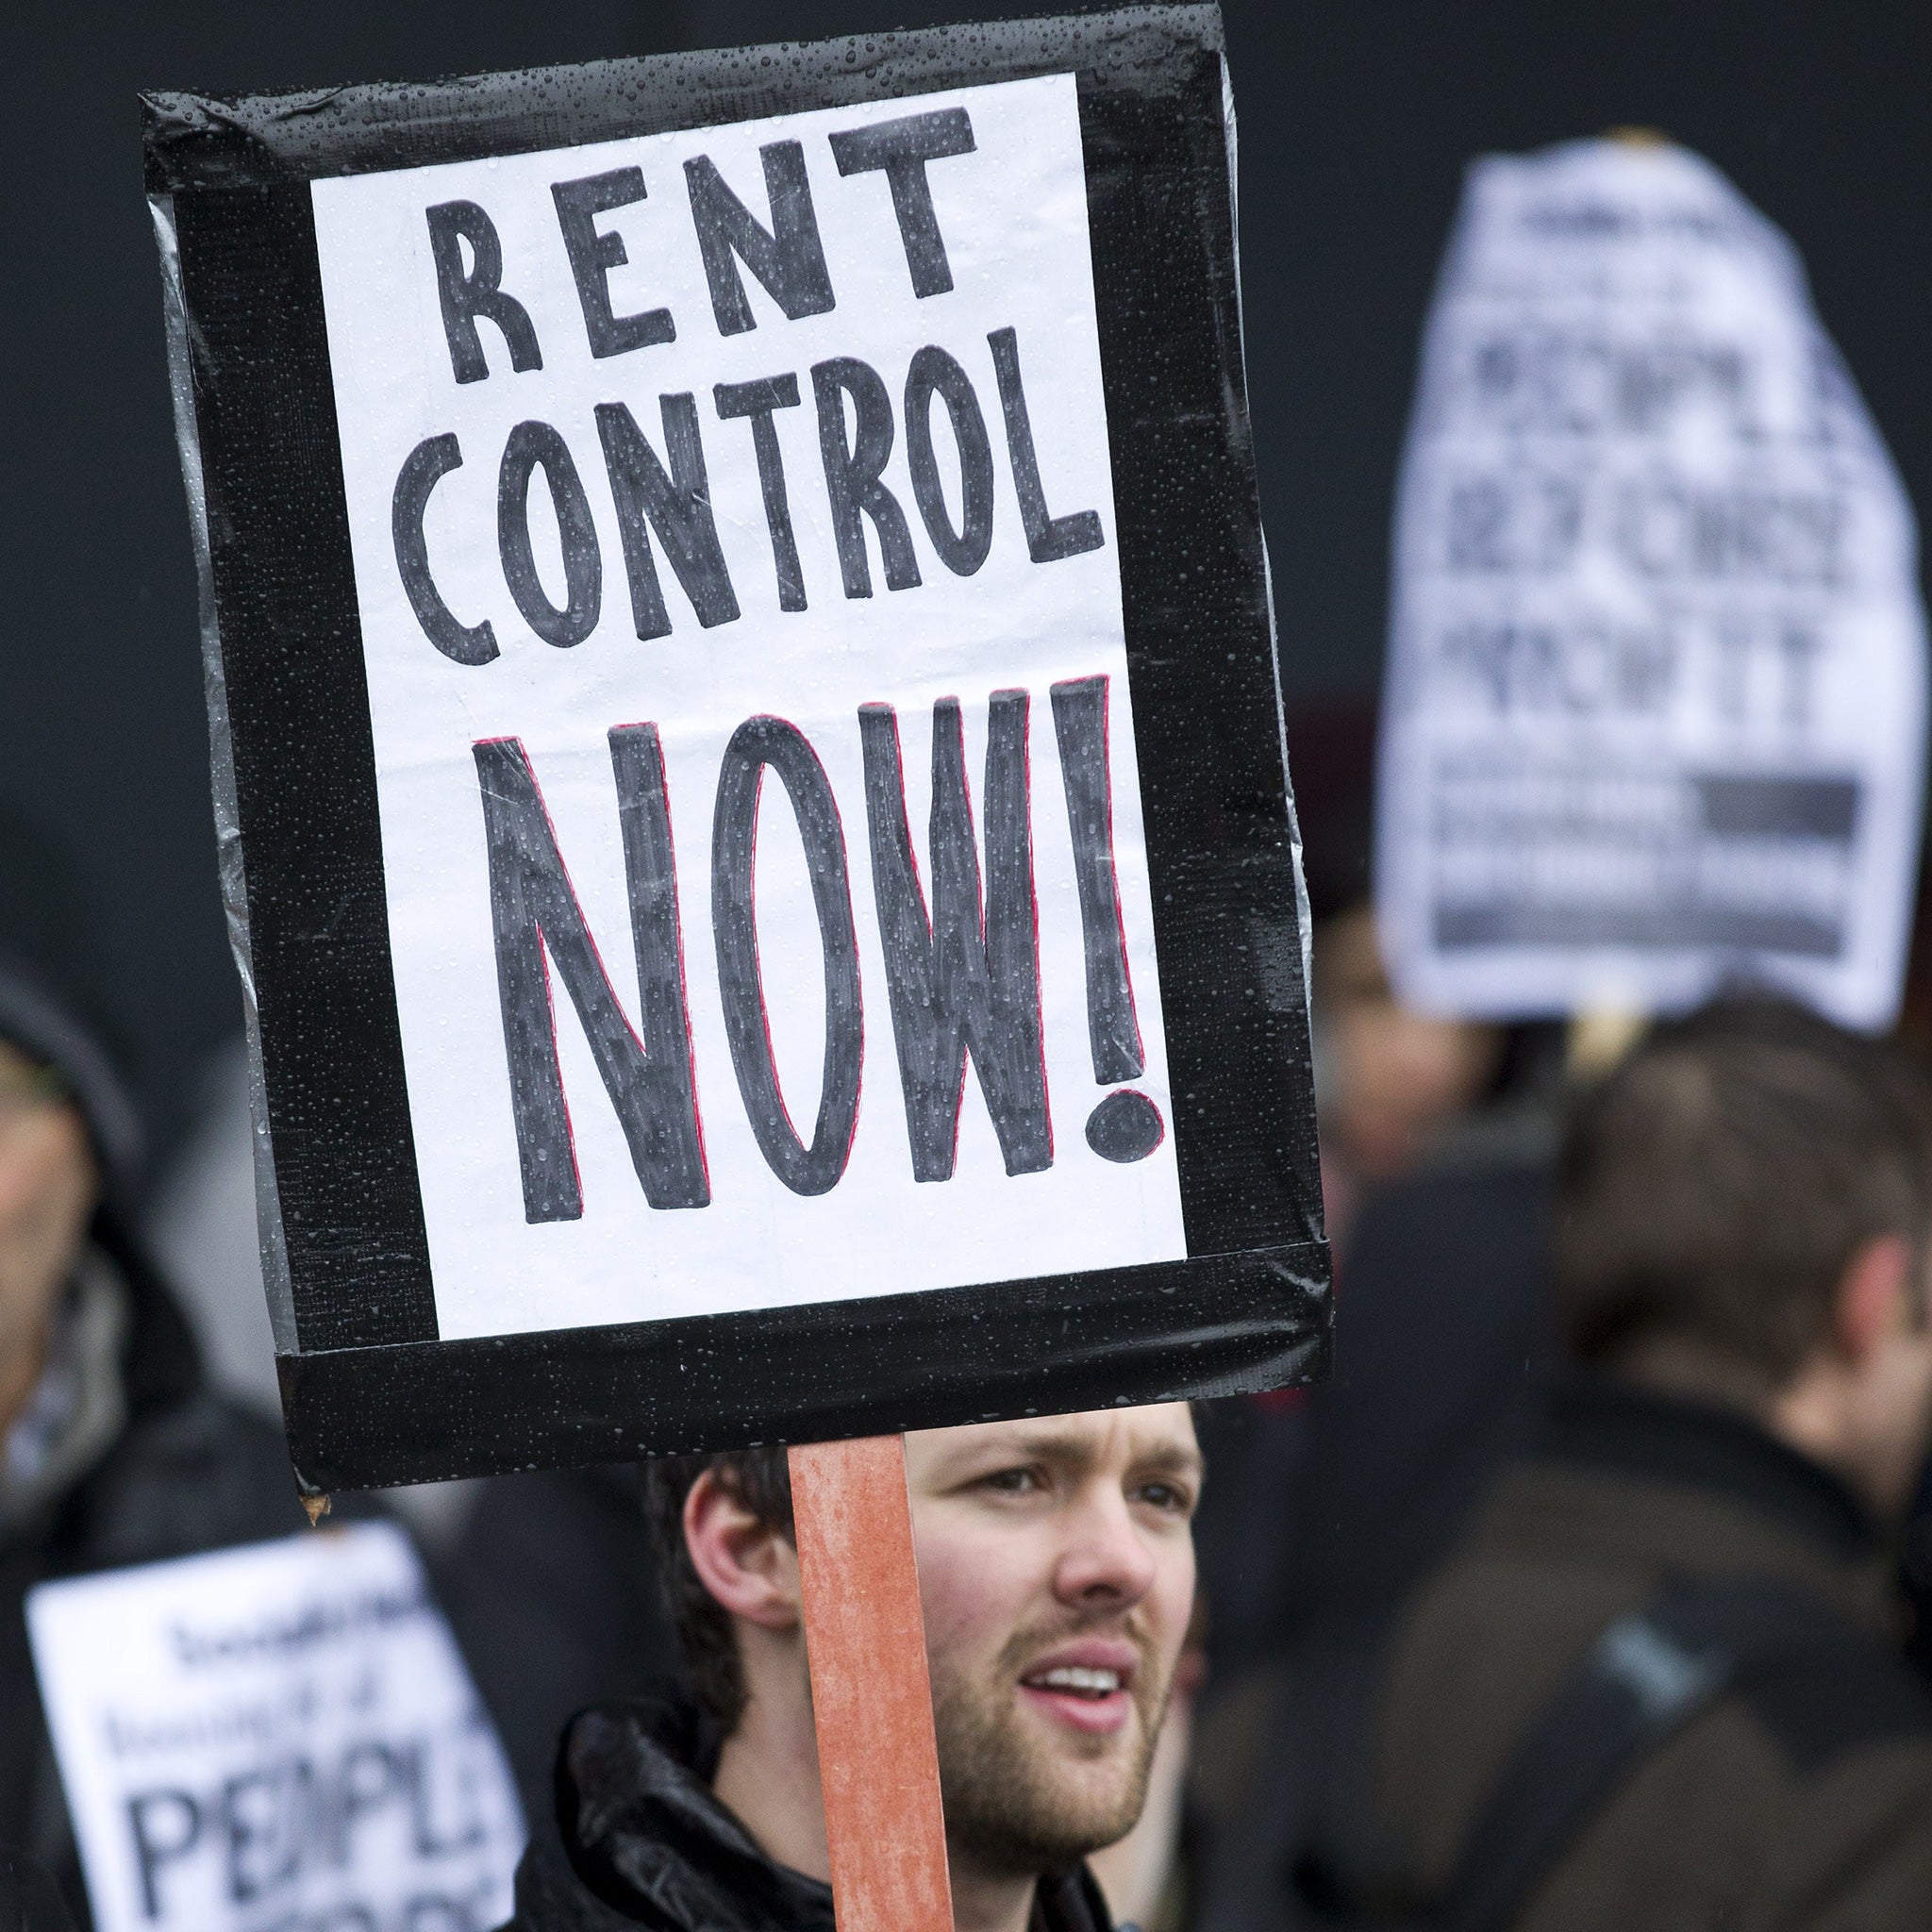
[502,1693,1115,1932]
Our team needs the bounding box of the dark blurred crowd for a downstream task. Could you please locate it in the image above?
[8,742,1932,1928]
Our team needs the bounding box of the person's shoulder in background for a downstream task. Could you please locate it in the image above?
[1371,1376,1932,1931]
[48,1212,308,1574]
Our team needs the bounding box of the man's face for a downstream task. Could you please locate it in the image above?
[902,1405,1201,1879]
[1857,1241,1932,1517]
[0,1041,93,1392]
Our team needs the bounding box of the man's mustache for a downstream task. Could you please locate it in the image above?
[995,1612,1159,1690]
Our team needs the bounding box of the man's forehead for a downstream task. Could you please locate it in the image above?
[905,1404,1201,1479]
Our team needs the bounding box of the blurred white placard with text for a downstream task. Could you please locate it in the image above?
[27,1522,522,1932]
[1377,137,1927,1028]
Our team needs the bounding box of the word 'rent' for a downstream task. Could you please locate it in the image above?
[391,106,1105,663]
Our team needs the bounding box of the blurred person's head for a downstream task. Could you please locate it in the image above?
[0,1041,96,1437]
[0,812,141,1440]
[1554,998,1932,1516]
[1315,901,1504,1183]
[1289,713,1504,1210]
[641,1407,1202,1926]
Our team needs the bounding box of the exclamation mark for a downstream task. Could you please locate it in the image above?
[1050,675,1166,1163]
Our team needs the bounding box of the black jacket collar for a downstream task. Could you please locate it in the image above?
[506,1692,1114,1932]
[1538,1374,1876,1561]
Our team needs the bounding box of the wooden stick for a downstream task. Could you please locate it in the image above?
[790,1435,954,1932]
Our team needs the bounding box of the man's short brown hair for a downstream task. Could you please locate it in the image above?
[1554,998,1932,1393]
[640,1446,792,1732]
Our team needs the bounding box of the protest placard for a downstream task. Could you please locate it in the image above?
[26,1524,522,1932]
[1377,137,1927,1029]
[144,7,1325,1494]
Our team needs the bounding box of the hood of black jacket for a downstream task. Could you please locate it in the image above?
[550,1694,833,1932]
[508,1693,1114,1932]
[0,809,146,1203]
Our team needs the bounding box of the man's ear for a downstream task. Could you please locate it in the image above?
[684,1470,803,1632]
[1834,1234,1915,1366]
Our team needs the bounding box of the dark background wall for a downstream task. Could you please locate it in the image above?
[3,1,1926,1156]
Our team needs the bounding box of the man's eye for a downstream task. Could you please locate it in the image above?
[981,1466,1042,1495]
[1136,1480,1191,1514]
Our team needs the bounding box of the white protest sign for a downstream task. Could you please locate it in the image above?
[26,1524,522,1932]
[1376,137,1927,1027]
[150,17,1329,1485]
[309,71,1185,1343]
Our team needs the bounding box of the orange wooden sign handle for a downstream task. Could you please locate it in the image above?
[791,1435,954,1932]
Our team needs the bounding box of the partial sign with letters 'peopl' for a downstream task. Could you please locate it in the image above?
[1377,137,1927,1030]
[25,1524,522,1932]
[145,11,1327,1492]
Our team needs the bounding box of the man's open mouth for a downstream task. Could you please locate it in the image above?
[1022,1664,1123,1700]
[1014,1641,1141,1735]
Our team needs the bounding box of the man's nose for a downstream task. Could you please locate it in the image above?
[1051,1489,1158,1607]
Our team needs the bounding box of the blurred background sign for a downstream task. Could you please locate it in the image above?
[25,1524,523,1932]
[1376,137,1927,1029]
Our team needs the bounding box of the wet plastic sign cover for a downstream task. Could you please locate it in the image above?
[26,1524,522,1932]
[145,9,1327,1490]
[311,73,1181,1342]
[1377,139,1927,1029]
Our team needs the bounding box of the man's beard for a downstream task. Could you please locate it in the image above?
[928,1618,1173,1878]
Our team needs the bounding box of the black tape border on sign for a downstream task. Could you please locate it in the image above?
[144,7,1227,192]
[149,5,1330,1485]
[168,175,438,1351]
[281,1244,1328,1491]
